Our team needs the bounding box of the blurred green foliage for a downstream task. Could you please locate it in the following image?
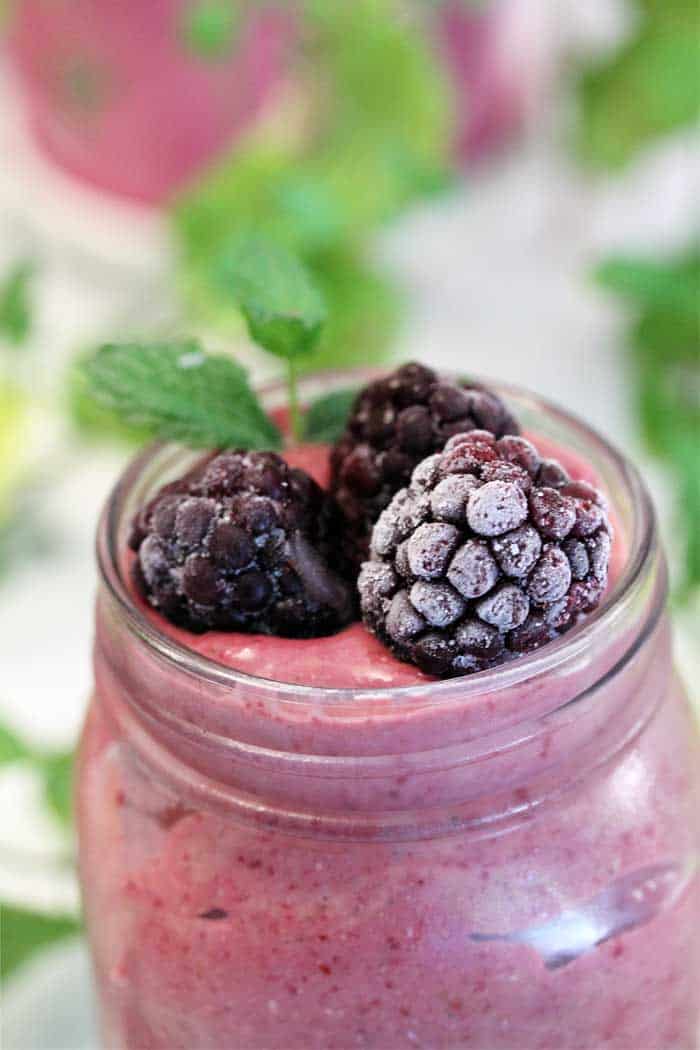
[172,0,452,370]
[0,720,77,979]
[40,751,75,828]
[2,905,80,980]
[0,261,34,348]
[0,720,74,828]
[577,0,700,169]
[0,259,42,575]
[0,380,29,522]
[0,379,55,580]
[217,232,327,360]
[180,0,241,60]
[596,246,700,596]
[302,386,357,443]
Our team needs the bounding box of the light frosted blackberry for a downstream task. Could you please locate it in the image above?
[129,450,354,637]
[330,363,519,567]
[358,432,612,677]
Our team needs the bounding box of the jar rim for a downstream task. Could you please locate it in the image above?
[96,370,659,706]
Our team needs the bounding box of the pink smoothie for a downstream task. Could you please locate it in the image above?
[80,432,700,1049]
[131,438,626,690]
[8,1,294,204]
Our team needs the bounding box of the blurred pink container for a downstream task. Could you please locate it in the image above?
[436,0,553,165]
[7,0,294,205]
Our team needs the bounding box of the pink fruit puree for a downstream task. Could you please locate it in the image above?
[79,430,700,1049]
[131,437,626,689]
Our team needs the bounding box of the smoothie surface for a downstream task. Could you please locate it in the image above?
[131,438,624,689]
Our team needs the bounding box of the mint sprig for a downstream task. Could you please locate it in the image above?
[217,233,328,438]
[82,340,282,450]
[218,233,327,360]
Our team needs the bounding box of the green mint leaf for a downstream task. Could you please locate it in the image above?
[0,722,31,765]
[66,353,155,448]
[217,233,327,360]
[0,261,34,347]
[82,341,282,450]
[180,1,239,61]
[0,904,81,980]
[303,387,357,443]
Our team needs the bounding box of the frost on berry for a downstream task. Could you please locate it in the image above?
[386,591,427,643]
[358,562,398,618]
[491,525,542,577]
[407,523,460,579]
[358,430,613,678]
[447,540,499,599]
[410,453,443,492]
[496,435,541,477]
[131,450,354,637]
[480,460,532,491]
[430,475,478,523]
[454,618,503,656]
[476,584,530,631]
[537,459,570,489]
[371,498,405,558]
[562,538,590,580]
[529,487,577,540]
[443,429,495,452]
[587,529,612,580]
[527,546,572,604]
[467,481,528,537]
[330,363,519,567]
[410,580,466,627]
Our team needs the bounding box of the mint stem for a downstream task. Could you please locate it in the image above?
[287,359,302,443]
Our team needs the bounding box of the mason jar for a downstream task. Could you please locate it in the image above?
[78,376,700,1049]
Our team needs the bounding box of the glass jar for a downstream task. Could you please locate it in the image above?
[78,375,700,1049]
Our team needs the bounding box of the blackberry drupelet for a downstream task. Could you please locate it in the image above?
[358,431,612,676]
[330,363,519,568]
[130,450,354,636]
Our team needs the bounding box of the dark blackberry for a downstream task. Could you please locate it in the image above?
[330,363,519,568]
[130,450,354,637]
[358,431,612,677]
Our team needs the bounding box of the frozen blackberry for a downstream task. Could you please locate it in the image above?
[330,363,519,567]
[358,432,612,677]
[130,450,354,637]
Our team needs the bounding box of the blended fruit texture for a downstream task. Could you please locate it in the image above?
[80,441,700,1049]
[132,438,624,689]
